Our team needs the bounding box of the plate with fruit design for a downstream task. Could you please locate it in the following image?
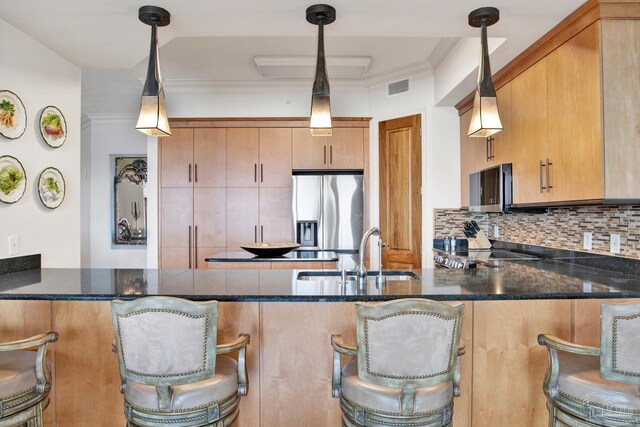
[39,106,67,148]
[0,90,27,140]
[0,155,26,204]
[37,167,65,209]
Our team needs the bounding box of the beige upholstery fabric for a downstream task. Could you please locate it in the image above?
[0,351,37,400]
[611,314,640,377]
[341,360,453,415]
[364,312,455,379]
[556,352,640,413]
[118,310,208,376]
[125,356,238,412]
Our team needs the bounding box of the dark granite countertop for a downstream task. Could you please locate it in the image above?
[2,255,640,301]
[205,250,339,263]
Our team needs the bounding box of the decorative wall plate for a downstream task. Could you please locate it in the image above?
[0,155,27,204]
[0,90,27,140]
[39,106,67,148]
[37,167,65,209]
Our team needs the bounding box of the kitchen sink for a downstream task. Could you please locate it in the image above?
[296,270,421,282]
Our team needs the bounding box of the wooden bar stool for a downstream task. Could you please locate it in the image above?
[111,297,250,427]
[0,331,59,427]
[331,299,465,427]
[539,301,640,426]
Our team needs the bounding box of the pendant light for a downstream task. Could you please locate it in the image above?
[136,5,171,137]
[467,7,502,138]
[307,4,336,137]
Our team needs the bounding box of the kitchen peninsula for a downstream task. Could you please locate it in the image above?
[2,250,640,427]
[205,250,339,270]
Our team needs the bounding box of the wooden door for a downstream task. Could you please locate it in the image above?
[510,59,549,204]
[259,128,292,187]
[194,188,226,269]
[379,115,422,269]
[160,128,193,188]
[259,187,293,243]
[160,188,193,268]
[547,23,603,202]
[291,128,327,169]
[227,128,259,187]
[194,128,227,188]
[327,128,364,169]
[226,187,259,249]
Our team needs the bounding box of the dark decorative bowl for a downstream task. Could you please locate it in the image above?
[240,242,300,257]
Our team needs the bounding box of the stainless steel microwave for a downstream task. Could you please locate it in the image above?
[469,163,512,213]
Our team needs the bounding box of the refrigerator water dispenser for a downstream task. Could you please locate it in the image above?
[297,221,318,247]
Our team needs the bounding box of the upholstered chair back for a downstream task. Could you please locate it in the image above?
[600,301,640,385]
[354,299,464,389]
[111,297,218,387]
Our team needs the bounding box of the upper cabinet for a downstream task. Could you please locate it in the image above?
[459,16,640,206]
[292,127,364,170]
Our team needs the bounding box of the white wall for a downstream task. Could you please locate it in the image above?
[368,70,460,268]
[83,115,148,268]
[0,18,81,268]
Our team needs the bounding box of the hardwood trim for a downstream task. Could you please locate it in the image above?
[456,0,640,114]
[169,118,372,128]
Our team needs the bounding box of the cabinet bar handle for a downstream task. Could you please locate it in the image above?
[188,164,192,183]
[194,226,198,269]
[486,138,490,162]
[261,225,264,243]
[254,164,257,183]
[546,158,553,192]
[260,163,264,183]
[254,225,258,243]
[188,226,192,269]
[491,137,495,159]
[194,164,198,183]
[539,160,545,193]
[324,146,327,164]
[330,145,333,164]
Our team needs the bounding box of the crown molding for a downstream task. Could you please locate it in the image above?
[83,113,138,126]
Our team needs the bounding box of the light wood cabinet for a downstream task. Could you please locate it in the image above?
[259,187,293,242]
[259,128,292,187]
[226,188,260,248]
[194,188,226,269]
[160,128,194,188]
[160,188,193,269]
[227,128,259,188]
[292,127,364,170]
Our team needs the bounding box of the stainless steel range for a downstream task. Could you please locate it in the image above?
[433,248,538,269]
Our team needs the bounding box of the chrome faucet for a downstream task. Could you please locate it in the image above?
[355,226,380,283]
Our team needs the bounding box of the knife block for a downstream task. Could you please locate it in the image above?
[467,230,492,250]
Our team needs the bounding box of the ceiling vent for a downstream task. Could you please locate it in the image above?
[388,79,409,96]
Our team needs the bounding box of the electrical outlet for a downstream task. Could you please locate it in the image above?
[583,232,593,250]
[494,225,500,238]
[8,235,19,256]
[610,234,621,254]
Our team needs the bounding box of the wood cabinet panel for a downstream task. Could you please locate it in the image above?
[194,128,226,188]
[227,128,259,187]
[547,23,603,202]
[259,187,293,243]
[160,246,192,269]
[292,128,327,169]
[472,300,572,427]
[226,188,259,247]
[259,128,292,187]
[160,188,193,248]
[160,128,193,188]
[489,82,512,166]
[510,59,549,204]
[328,128,364,169]
[194,188,226,249]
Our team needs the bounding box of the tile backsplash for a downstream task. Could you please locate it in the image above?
[434,206,640,260]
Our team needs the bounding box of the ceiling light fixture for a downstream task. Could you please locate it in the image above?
[467,7,502,138]
[136,5,171,137]
[307,4,336,137]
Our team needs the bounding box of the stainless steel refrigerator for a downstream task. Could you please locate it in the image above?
[292,172,364,269]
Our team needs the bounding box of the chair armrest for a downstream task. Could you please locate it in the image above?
[457,339,466,356]
[217,334,250,396]
[0,331,58,352]
[537,334,599,356]
[331,335,357,398]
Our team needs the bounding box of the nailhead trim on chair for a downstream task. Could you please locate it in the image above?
[611,313,640,377]
[558,390,640,415]
[363,311,458,379]
[126,390,238,414]
[134,413,209,424]
[117,309,209,378]
[0,386,36,401]
[342,395,452,417]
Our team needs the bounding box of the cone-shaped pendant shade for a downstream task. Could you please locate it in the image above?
[136,7,171,137]
[308,5,335,137]
[468,9,502,138]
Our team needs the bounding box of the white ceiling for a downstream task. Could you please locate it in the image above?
[2,0,585,78]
